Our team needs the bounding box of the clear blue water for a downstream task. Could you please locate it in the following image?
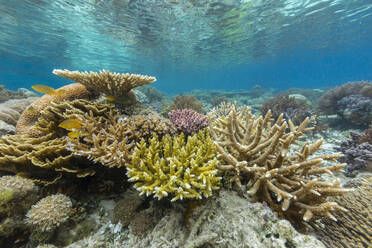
[0,0,371,94]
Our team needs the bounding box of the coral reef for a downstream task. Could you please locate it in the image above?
[26,194,73,232]
[53,69,156,105]
[67,109,134,168]
[0,100,118,178]
[260,93,311,125]
[317,81,372,127]
[336,128,372,176]
[125,130,221,201]
[210,105,350,223]
[0,86,36,103]
[16,83,92,137]
[169,94,204,113]
[123,114,177,143]
[0,98,38,136]
[310,177,372,248]
[113,190,143,227]
[168,109,209,134]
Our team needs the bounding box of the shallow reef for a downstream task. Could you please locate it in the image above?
[0,72,371,248]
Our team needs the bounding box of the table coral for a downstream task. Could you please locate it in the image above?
[125,129,221,201]
[210,105,350,223]
[53,69,156,99]
[16,83,92,137]
[310,177,372,248]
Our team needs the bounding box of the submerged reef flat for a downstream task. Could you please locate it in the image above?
[0,74,371,248]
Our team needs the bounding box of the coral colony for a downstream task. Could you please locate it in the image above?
[0,70,370,247]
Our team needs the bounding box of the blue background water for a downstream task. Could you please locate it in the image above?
[1,0,371,94]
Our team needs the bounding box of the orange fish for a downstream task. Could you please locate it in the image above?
[31,84,55,95]
[51,89,66,95]
[58,119,82,130]
[67,131,80,139]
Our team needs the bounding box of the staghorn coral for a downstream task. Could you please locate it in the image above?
[168,109,209,135]
[260,93,311,126]
[53,69,156,99]
[26,194,73,232]
[67,109,134,168]
[125,129,221,201]
[16,83,92,137]
[210,105,350,223]
[169,94,204,114]
[310,177,372,248]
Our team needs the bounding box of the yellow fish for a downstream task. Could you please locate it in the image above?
[58,119,83,130]
[106,95,116,102]
[31,84,55,95]
[67,131,80,139]
[51,89,66,96]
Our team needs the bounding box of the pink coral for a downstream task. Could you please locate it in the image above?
[168,109,208,134]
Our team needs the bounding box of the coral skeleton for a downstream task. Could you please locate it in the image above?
[210,104,350,222]
[125,129,221,201]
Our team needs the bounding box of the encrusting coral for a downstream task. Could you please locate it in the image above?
[210,104,350,223]
[53,69,156,101]
[310,177,372,248]
[16,83,92,137]
[125,129,221,201]
[26,194,73,232]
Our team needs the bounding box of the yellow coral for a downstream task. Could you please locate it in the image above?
[125,129,221,201]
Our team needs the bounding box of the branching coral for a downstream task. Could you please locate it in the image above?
[210,105,350,223]
[67,109,134,168]
[168,109,209,134]
[260,93,311,126]
[169,94,204,113]
[317,81,372,127]
[16,83,92,137]
[26,194,73,232]
[125,129,221,201]
[336,127,372,176]
[310,177,372,248]
[53,69,156,99]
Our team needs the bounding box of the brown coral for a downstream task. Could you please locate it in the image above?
[211,105,350,223]
[67,109,134,168]
[53,69,156,98]
[310,177,372,248]
[169,94,204,113]
[16,83,92,137]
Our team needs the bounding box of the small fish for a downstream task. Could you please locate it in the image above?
[58,118,83,130]
[31,84,55,95]
[106,95,116,102]
[168,1,179,5]
[67,131,80,139]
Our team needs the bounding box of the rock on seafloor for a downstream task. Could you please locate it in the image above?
[66,190,325,248]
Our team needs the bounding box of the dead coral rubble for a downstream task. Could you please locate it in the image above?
[210,105,350,223]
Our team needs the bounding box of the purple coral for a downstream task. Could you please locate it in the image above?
[336,131,372,176]
[168,109,208,134]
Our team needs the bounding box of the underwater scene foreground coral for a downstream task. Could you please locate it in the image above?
[0,70,370,248]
